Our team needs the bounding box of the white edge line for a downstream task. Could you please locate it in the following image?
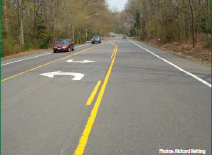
[1,52,51,66]
[128,39,211,88]
[1,43,91,67]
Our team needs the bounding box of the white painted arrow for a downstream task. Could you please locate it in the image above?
[67,59,95,63]
[40,71,84,80]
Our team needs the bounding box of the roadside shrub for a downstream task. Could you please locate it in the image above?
[38,32,52,49]
[35,16,52,49]
[129,27,136,36]
[203,36,211,48]
[1,37,21,57]
[1,26,8,39]
[13,44,22,54]
[1,40,13,57]
[21,42,34,51]
[140,35,145,41]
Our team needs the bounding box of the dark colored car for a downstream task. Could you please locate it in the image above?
[91,36,101,44]
[53,39,74,53]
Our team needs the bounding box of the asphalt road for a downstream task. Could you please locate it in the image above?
[1,36,211,155]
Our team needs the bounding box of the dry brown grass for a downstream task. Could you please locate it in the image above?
[143,38,211,66]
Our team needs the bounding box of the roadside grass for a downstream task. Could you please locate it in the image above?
[1,48,52,61]
[1,37,41,58]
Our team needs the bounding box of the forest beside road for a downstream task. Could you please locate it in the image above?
[1,0,211,65]
[1,0,119,57]
[121,0,211,65]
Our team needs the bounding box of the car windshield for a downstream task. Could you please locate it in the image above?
[57,40,69,44]
[93,36,99,39]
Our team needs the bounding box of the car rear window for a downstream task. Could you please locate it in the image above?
[57,39,70,44]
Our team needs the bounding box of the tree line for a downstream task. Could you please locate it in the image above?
[1,0,118,57]
[121,0,211,47]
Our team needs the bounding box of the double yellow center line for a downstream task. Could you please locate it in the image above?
[2,40,118,155]
[86,81,102,106]
[74,43,118,155]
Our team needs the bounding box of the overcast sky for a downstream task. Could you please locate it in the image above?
[107,0,128,12]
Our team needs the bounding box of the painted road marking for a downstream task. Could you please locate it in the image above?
[1,42,109,82]
[76,44,89,48]
[110,41,118,59]
[128,39,211,88]
[1,44,90,67]
[86,81,102,106]
[40,71,84,80]
[1,52,52,66]
[67,59,95,63]
[110,50,115,59]
[74,43,118,155]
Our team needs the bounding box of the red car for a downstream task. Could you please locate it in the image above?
[53,39,74,53]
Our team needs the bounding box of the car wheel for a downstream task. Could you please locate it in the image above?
[72,47,75,51]
[54,51,57,53]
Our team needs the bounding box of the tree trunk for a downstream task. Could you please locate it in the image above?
[189,0,195,47]
[73,26,75,43]
[33,0,36,30]
[177,14,181,44]
[185,16,190,44]
[20,19,24,45]
[19,0,24,45]
[53,19,57,44]
[4,0,9,33]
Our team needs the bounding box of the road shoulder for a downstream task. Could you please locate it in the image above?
[133,38,211,67]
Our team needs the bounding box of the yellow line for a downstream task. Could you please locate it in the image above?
[1,42,109,82]
[108,41,116,46]
[74,43,118,155]
[110,50,115,59]
[111,46,118,59]
[86,81,102,106]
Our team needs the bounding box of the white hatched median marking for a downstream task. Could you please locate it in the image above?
[128,39,211,88]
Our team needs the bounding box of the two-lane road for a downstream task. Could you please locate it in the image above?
[1,37,211,155]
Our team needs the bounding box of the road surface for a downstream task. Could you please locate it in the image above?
[1,36,211,155]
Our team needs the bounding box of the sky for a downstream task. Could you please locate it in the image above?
[107,0,128,12]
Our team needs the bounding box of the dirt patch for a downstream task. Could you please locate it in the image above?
[142,39,211,66]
